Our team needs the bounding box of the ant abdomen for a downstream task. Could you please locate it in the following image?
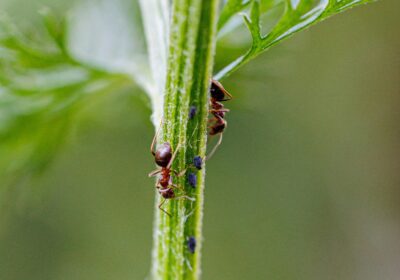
[155,143,172,167]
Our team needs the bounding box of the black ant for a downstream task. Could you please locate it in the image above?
[148,125,192,216]
[207,79,232,159]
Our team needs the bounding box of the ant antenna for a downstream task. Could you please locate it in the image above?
[188,123,199,149]
[150,119,163,155]
[167,143,182,169]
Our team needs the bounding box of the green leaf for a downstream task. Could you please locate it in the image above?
[0,11,129,186]
[68,0,171,126]
[66,0,149,86]
[218,0,251,30]
[215,0,377,79]
[138,0,170,125]
[0,0,171,188]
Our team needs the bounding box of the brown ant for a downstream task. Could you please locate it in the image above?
[148,125,192,216]
[207,79,232,159]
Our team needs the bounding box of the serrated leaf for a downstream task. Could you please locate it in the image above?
[215,0,377,79]
[219,0,252,30]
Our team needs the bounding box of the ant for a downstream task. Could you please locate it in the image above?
[207,79,232,159]
[148,124,192,216]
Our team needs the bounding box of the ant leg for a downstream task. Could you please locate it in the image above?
[150,119,163,156]
[148,168,162,177]
[158,198,171,217]
[188,123,199,149]
[221,97,232,102]
[170,183,184,192]
[158,195,194,216]
[205,133,223,161]
[166,143,182,169]
[172,169,187,177]
[209,108,230,114]
[173,195,195,202]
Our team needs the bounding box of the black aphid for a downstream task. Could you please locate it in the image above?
[193,156,202,170]
[187,236,196,254]
[188,172,197,188]
[189,105,197,119]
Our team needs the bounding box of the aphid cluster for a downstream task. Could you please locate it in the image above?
[149,79,232,216]
[187,155,203,188]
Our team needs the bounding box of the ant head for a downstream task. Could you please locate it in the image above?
[155,142,172,167]
[210,79,232,101]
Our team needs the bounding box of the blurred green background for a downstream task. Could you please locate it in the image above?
[1,0,399,279]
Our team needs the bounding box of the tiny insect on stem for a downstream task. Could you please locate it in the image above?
[188,172,197,188]
[187,236,197,254]
[189,105,197,119]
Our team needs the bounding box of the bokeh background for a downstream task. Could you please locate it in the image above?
[0,0,399,279]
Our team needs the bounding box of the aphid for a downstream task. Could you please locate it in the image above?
[187,236,196,254]
[207,79,232,159]
[148,125,191,216]
[193,155,202,170]
[188,172,197,188]
[189,105,197,119]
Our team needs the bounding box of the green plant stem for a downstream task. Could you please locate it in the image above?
[150,0,219,279]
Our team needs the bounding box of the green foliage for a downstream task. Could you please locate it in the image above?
[215,0,376,79]
[0,11,128,184]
